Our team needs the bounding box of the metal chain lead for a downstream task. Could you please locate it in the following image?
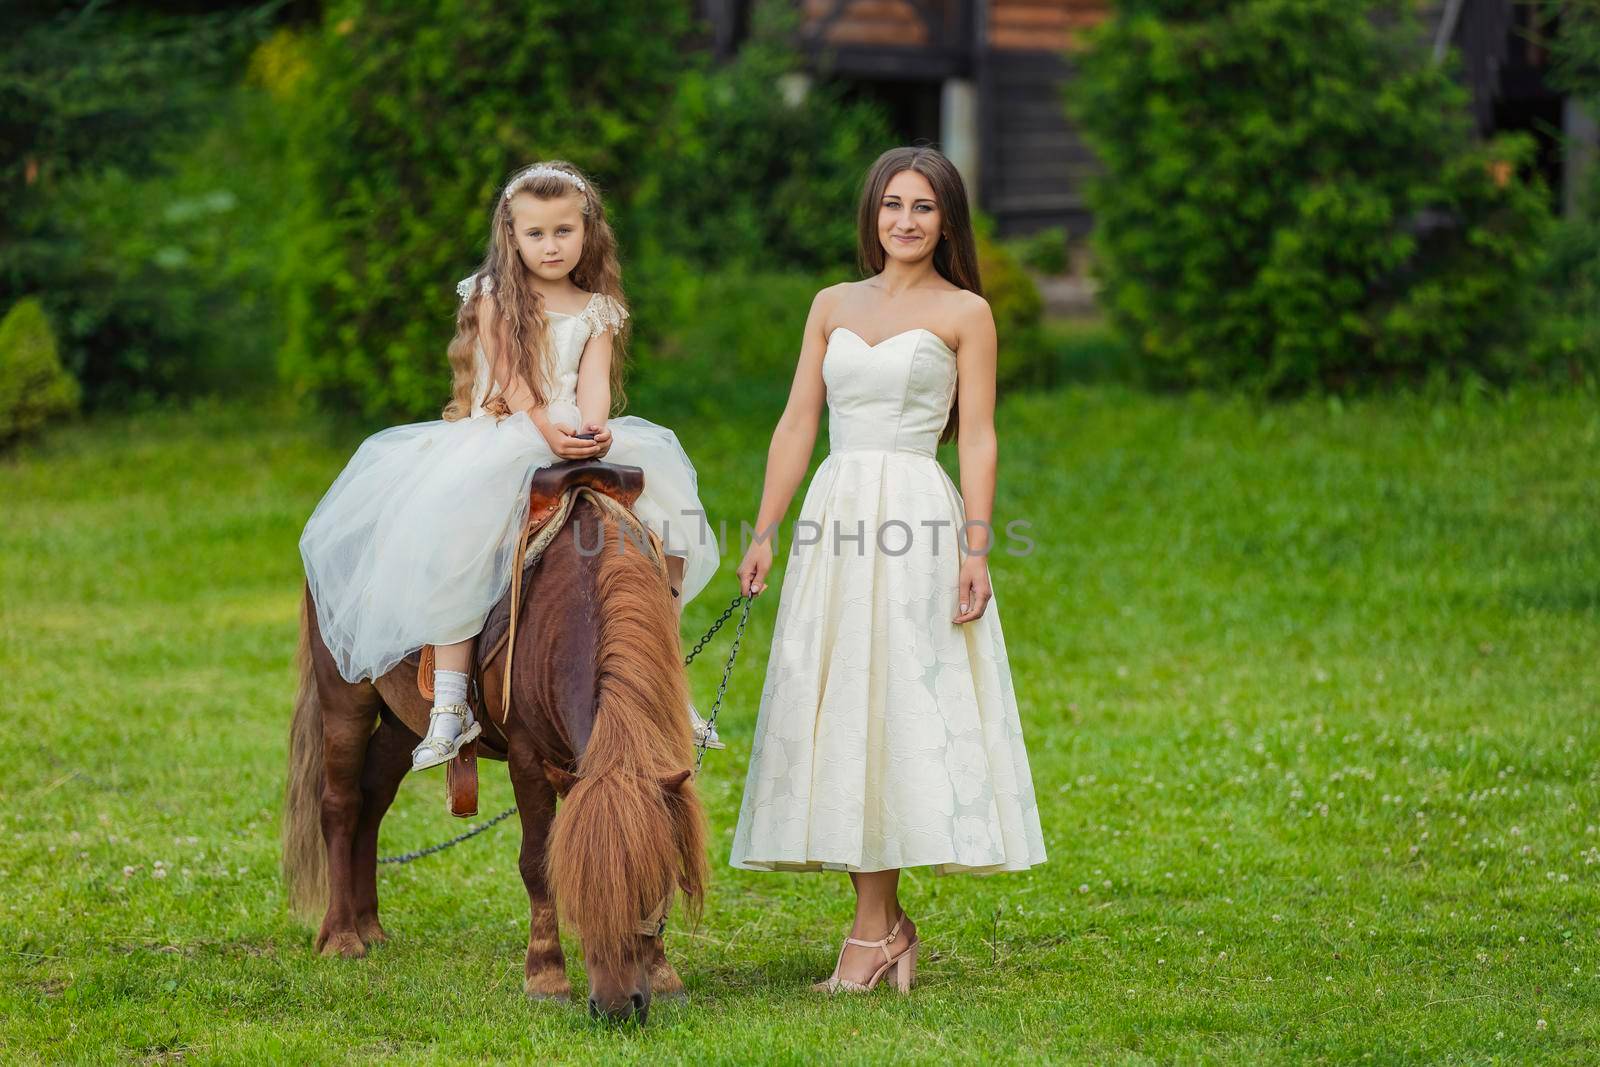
[377,805,520,865]
[379,593,754,865]
[684,593,745,666]
[694,594,753,777]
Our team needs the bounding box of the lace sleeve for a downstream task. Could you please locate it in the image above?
[581,293,629,339]
[456,272,493,303]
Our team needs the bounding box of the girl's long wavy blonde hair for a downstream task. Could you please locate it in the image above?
[444,161,630,421]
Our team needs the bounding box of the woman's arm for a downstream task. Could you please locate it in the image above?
[751,287,834,529]
[952,294,999,624]
[736,286,836,595]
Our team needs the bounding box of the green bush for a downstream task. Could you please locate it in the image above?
[1533,0,1600,383]
[1,5,278,408]
[279,0,695,422]
[1037,317,1137,386]
[0,298,80,444]
[1528,217,1600,382]
[1072,0,1553,392]
[23,87,296,407]
[1007,226,1070,276]
[978,231,1049,389]
[1547,0,1600,105]
[625,263,827,417]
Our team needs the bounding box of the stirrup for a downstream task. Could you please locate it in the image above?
[411,703,482,771]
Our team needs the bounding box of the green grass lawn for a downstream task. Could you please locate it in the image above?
[2,385,1598,1064]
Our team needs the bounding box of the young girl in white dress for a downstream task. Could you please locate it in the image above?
[299,161,721,772]
[731,147,1047,993]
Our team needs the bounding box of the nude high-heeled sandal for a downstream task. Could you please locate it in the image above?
[810,913,919,994]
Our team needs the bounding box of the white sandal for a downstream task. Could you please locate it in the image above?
[689,701,725,750]
[411,703,482,771]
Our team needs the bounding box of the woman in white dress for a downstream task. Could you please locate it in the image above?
[298,162,719,771]
[731,147,1047,993]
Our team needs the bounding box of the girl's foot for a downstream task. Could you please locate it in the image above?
[689,701,724,750]
[411,703,481,771]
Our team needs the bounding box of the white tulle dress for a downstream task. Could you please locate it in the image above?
[299,280,719,684]
[729,327,1046,875]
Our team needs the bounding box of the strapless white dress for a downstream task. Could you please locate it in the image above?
[729,327,1047,875]
[299,288,719,684]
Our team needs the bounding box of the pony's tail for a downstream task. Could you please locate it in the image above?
[281,587,328,920]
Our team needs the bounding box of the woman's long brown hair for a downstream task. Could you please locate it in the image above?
[444,160,630,421]
[855,146,983,443]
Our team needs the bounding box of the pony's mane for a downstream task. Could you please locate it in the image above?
[546,512,708,962]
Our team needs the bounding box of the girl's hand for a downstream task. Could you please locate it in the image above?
[583,422,613,459]
[953,554,992,624]
[543,422,603,460]
[736,538,773,597]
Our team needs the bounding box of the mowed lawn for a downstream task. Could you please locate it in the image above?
[2,384,1597,1064]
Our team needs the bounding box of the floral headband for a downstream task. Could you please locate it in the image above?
[503,165,587,200]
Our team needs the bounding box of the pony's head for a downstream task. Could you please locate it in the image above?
[544,762,704,1022]
[543,513,707,1023]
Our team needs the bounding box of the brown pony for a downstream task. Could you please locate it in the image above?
[281,497,708,1023]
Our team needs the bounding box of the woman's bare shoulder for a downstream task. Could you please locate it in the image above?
[813,279,861,305]
[809,280,861,326]
[948,289,994,350]
[951,287,992,318]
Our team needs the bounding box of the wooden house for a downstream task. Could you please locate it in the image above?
[698,1,1580,238]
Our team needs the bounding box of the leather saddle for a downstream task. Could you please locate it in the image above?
[409,459,647,817]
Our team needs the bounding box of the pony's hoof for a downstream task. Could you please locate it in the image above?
[525,975,572,1002]
[357,919,389,946]
[647,959,687,1001]
[318,932,367,959]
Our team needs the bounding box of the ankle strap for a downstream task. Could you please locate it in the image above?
[843,912,905,950]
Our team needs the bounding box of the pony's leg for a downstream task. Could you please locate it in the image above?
[508,752,570,1000]
[316,679,380,959]
[350,709,414,946]
[646,935,688,1002]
